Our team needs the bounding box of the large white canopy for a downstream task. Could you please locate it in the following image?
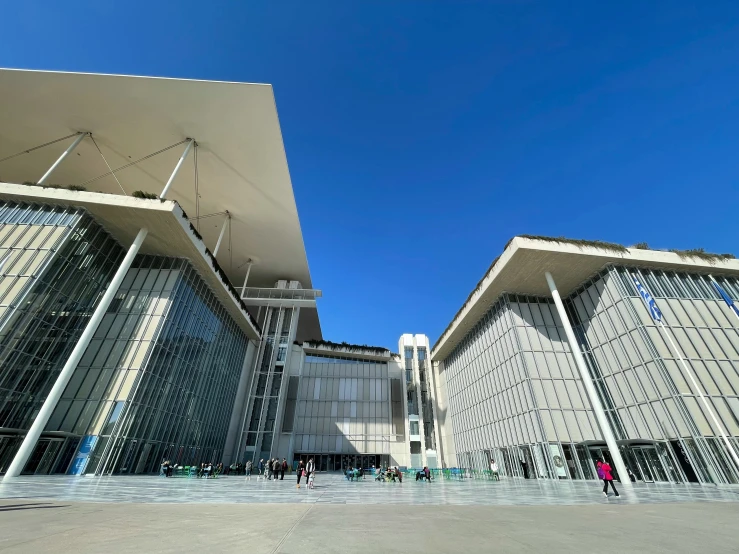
[0,68,321,340]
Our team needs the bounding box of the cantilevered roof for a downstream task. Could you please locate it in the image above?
[0,68,321,340]
[432,236,739,361]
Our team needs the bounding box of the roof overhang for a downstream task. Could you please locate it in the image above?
[432,237,739,361]
[302,344,398,363]
[0,68,321,341]
[0,183,262,339]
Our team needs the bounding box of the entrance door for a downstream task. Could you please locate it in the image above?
[632,446,670,482]
[632,448,655,482]
[35,440,64,475]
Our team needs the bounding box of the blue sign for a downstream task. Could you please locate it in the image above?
[68,435,98,475]
[632,275,663,322]
[712,281,739,317]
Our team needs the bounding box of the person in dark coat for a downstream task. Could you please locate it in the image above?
[281,458,287,480]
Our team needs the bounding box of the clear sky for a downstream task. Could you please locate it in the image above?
[3,1,739,351]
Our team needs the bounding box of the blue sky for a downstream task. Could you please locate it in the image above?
[3,1,739,350]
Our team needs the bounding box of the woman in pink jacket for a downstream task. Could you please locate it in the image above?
[597,460,620,498]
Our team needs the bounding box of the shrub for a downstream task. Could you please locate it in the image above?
[132,190,158,200]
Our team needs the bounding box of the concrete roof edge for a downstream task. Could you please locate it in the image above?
[0,67,272,87]
[430,236,739,362]
[431,237,522,360]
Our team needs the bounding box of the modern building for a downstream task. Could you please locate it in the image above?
[269,340,410,470]
[0,68,322,476]
[399,334,440,468]
[431,236,739,484]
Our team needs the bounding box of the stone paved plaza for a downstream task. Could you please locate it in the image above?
[0,474,738,552]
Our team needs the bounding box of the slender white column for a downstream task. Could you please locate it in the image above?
[545,272,631,485]
[159,139,194,200]
[213,215,229,257]
[240,262,253,296]
[37,133,88,185]
[4,228,148,478]
[657,320,739,473]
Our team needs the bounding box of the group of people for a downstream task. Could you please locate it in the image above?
[159,460,223,478]
[257,458,289,481]
[344,466,365,481]
[374,465,403,482]
[295,458,315,488]
[415,466,432,481]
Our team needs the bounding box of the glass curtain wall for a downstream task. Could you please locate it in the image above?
[0,202,124,474]
[566,266,739,484]
[243,307,295,462]
[291,356,400,467]
[418,347,437,452]
[65,257,249,475]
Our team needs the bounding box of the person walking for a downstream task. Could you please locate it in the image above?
[424,466,431,482]
[272,458,280,481]
[258,459,264,479]
[598,460,620,498]
[490,459,500,481]
[281,458,287,480]
[245,460,253,480]
[296,460,305,488]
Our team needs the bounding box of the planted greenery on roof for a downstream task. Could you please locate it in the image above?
[176,204,261,334]
[669,248,736,263]
[300,340,391,356]
[508,235,629,254]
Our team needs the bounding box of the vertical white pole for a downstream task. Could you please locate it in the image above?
[240,262,253,297]
[159,139,194,200]
[3,228,148,478]
[212,215,229,257]
[545,271,631,486]
[37,133,88,185]
[657,320,739,473]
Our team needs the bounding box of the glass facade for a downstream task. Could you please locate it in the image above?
[0,202,250,475]
[285,354,405,471]
[241,306,297,462]
[442,265,739,484]
[0,203,125,474]
[68,256,248,475]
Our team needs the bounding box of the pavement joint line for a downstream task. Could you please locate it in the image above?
[271,503,315,554]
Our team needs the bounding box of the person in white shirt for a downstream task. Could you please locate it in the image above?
[490,459,500,481]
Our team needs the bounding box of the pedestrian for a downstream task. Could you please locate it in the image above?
[266,459,272,480]
[281,458,287,480]
[598,460,620,498]
[308,471,315,489]
[306,458,315,484]
[258,458,264,479]
[520,459,529,479]
[296,460,305,488]
[490,459,500,481]
[424,466,431,482]
[245,460,253,480]
[627,468,637,483]
[272,458,280,481]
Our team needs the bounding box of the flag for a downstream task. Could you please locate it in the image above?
[632,275,663,322]
[711,281,739,318]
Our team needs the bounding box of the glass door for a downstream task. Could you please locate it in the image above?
[35,439,64,475]
[632,448,654,482]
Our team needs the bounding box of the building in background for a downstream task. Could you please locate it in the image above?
[399,334,440,468]
[431,236,739,484]
[0,69,321,476]
[271,341,410,470]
